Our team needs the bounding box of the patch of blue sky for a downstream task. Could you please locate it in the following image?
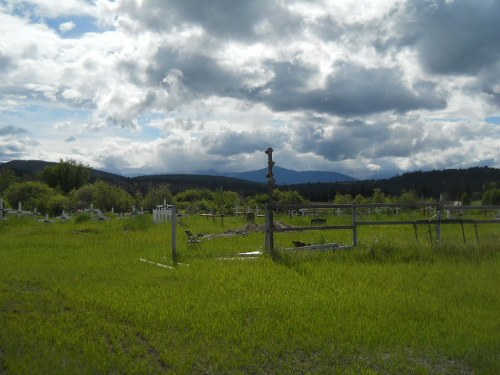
[138,114,165,140]
[6,1,39,20]
[484,116,500,125]
[2,105,91,131]
[46,15,104,38]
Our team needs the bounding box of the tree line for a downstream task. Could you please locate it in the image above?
[1,160,499,216]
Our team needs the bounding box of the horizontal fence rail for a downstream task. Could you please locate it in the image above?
[265,203,500,253]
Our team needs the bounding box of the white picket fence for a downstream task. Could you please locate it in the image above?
[152,204,174,223]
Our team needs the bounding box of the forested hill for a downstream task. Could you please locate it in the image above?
[1,160,498,200]
[0,160,266,195]
[286,167,500,201]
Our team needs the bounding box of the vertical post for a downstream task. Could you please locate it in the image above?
[436,195,442,242]
[0,197,3,219]
[265,204,274,253]
[18,202,22,218]
[352,204,358,246]
[171,205,177,264]
[265,147,275,255]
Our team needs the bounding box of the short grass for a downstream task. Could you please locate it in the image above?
[0,212,499,374]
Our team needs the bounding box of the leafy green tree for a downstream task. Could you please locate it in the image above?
[461,192,471,206]
[93,181,134,212]
[69,184,96,211]
[277,190,306,205]
[142,184,174,212]
[0,169,19,194]
[334,193,352,204]
[482,188,500,205]
[42,159,90,193]
[398,190,419,203]
[371,188,386,203]
[4,181,54,213]
[47,194,70,216]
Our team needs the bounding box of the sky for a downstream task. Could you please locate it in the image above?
[0,0,499,179]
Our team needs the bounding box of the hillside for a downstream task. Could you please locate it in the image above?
[1,160,498,200]
[221,166,356,184]
[286,167,500,201]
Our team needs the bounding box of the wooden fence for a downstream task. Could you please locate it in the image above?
[264,203,500,253]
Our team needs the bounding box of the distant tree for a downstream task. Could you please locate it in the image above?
[211,188,239,215]
[0,169,19,194]
[43,159,90,193]
[92,181,134,212]
[4,181,54,213]
[334,193,352,204]
[142,184,174,212]
[461,192,471,206]
[482,188,500,205]
[371,188,386,203]
[69,184,96,211]
[276,190,306,206]
[398,190,419,203]
[47,194,70,216]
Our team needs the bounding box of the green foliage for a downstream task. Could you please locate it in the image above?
[69,184,96,210]
[212,188,239,215]
[175,188,214,213]
[275,189,307,205]
[371,188,386,203]
[0,169,19,194]
[142,184,173,212]
[74,212,92,223]
[47,194,70,216]
[482,187,500,205]
[4,181,55,213]
[398,190,419,203]
[92,181,134,212]
[334,193,352,204]
[42,159,90,193]
[461,192,471,206]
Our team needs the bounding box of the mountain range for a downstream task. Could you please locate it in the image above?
[206,167,356,184]
[1,160,499,201]
[0,160,355,185]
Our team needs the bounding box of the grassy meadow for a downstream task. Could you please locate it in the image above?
[0,211,499,374]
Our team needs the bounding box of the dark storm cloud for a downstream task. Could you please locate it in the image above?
[147,48,245,98]
[394,0,500,75]
[253,62,447,116]
[292,117,457,162]
[118,0,297,41]
[0,125,39,159]
[204,130,283,157]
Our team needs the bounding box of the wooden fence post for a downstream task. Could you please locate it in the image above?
[352,204,358,246]
[171,205,177,264]
[436,196,443,242]
[265,204,274,254]
[0,197,3,219]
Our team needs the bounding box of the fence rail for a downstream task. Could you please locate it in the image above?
[264,203,500,253]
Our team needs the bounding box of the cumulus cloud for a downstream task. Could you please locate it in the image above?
[0,0,498,177]
[59,21,75,33]
[0,125,39,159]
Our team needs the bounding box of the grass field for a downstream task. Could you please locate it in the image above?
[0,212,499,374]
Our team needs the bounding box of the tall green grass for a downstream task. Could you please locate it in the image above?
[0,214,499,374]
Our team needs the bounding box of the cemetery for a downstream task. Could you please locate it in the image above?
[1,155,499,374]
